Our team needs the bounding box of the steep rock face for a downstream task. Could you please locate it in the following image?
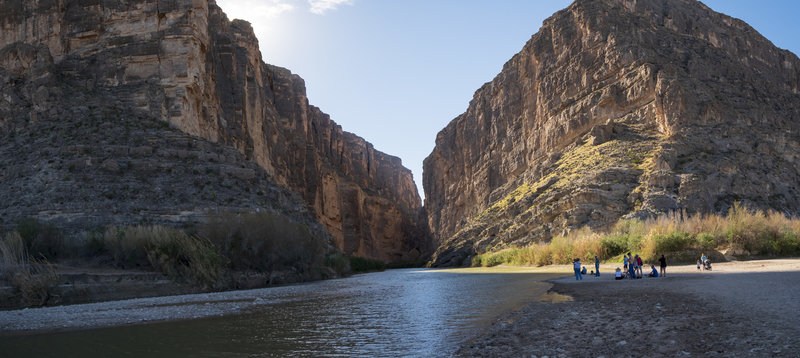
[0,0,429,262]
[424,0,800,266]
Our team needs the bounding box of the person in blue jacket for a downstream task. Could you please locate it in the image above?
[647,265,659,277]
[594,255,600,276]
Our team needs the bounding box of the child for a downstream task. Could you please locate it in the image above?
[615,267,624,280]
[697,260,701,270]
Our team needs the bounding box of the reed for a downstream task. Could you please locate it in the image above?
[472,203,800,267]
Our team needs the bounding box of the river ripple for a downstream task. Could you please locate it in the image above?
[0,268,562,357]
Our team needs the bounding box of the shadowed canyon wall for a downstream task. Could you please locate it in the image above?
[424,0,800,266]
[0,0,430,263]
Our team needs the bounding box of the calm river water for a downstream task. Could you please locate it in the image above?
[0,268,562,357]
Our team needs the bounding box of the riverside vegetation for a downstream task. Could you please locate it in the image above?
[0,212,381,307]
[472,203,800,267]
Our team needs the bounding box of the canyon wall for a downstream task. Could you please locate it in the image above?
[0,0,429,263]
[424,0,800,266]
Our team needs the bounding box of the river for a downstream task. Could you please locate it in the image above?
[0,268,564,357]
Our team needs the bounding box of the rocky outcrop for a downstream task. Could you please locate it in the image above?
[424,0,800,266]
[0,0,430,263]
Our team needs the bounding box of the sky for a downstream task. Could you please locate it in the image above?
[215,0,800,200]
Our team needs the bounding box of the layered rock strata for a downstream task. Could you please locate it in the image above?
[0,0,429,262]
[424,0,800,266]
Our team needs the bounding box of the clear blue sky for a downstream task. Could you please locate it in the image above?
[216,0,800,199]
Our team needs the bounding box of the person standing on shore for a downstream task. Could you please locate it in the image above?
[635,254,643,278]
[628,258,636,279]
[573,258,583,280]
[594,255,600,277]
[624,254,629,272]
[659,254,667,277]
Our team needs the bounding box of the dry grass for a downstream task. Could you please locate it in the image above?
[103,225,223,288]
[473,203,800,267]
[199,211,328,276]
[0,232,60,306]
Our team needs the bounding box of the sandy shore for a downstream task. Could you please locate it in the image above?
[3,259,800,357]
[458,258,800,357]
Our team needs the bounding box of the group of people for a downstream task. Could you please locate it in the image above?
[572,256,601,280]
[697,253,712,270]
[612,253,667,280]
[573,254,668,281]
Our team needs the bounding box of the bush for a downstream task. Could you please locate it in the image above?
[696,232,718,250]
[325,253,350,276]
[15,218,63,260]
[200,212,328,276]
[481,250,514,267]
[470,255,483,267]
[103,226,150,268]
[760,228,800,256]
[145,228,224,288]
[12,256,60,307]
[0,232,60,306]
[103,226,224,287]
[653,231,694,253]
[600,234,628,257]
[348,257,386,272]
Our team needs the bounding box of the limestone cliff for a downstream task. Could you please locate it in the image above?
[424,0,800,266]
[0,0,429,263]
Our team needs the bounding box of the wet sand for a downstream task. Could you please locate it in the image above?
[458,259,800,357]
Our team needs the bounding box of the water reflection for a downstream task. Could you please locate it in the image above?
[0,268,561,357]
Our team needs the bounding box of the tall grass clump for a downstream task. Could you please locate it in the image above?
[472,228,604,267]
[471,202,800,267]
[14,218,63,260]
[103,226,223,287]
[0,232,60,306]
[200,212,328,277]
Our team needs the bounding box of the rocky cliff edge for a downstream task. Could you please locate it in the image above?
[424,0,800,266]
[0,0,431,263]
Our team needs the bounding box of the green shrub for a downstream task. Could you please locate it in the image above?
[481,250,514,267]
[696,232,717,250]
[348,256,386,272]
[600,234,629,257]
[653,231,694,253]
[325,253,350,275]
[470,255,483,267]
[760,228,800,256]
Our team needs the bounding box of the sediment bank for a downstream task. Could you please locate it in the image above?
[458,259,800,357]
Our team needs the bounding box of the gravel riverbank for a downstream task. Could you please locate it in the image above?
[457,259,800,357]
[0,285,286,332]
